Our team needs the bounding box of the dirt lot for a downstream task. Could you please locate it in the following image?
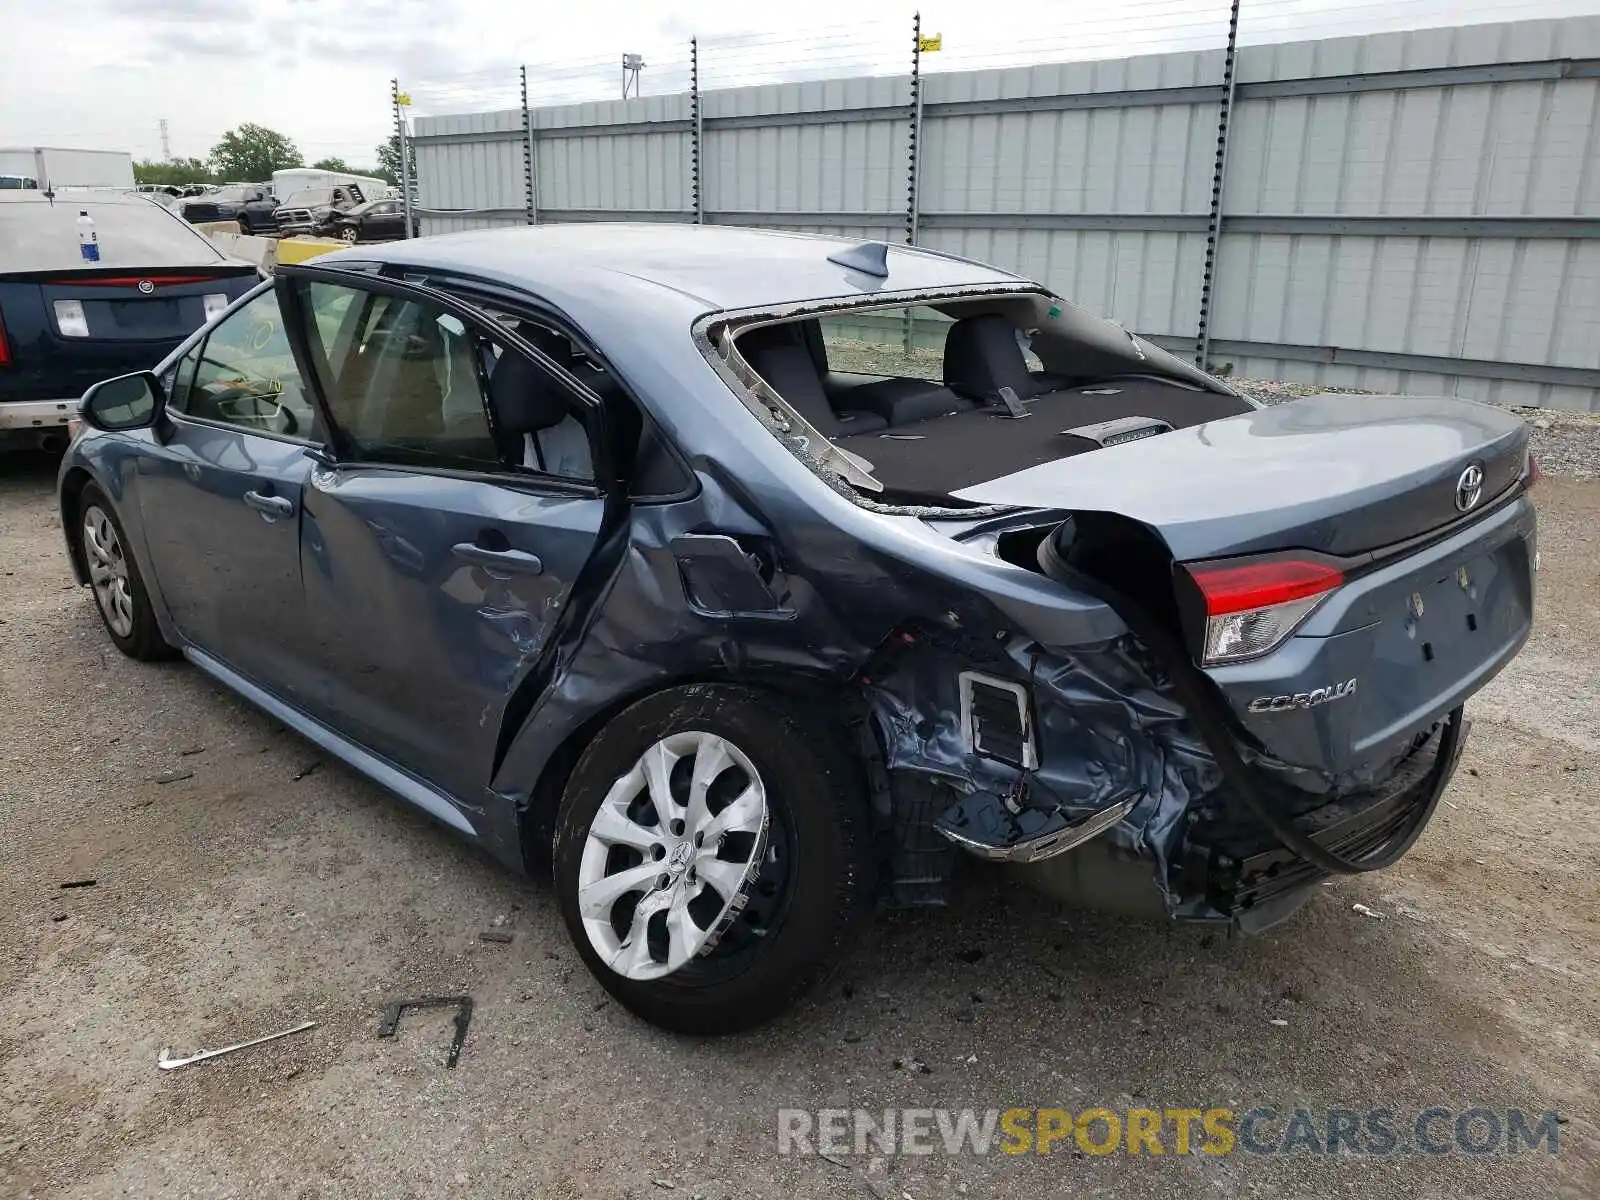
[1,450,1596,1199]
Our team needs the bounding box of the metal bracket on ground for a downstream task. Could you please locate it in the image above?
[377,995,474,1068]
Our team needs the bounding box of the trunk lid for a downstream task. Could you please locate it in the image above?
[954,394,1529,560]
[0,267,257,403]
[984,394,1537,776]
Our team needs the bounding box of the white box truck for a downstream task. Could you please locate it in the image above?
[0,147,135,190]
[270,167,391,201]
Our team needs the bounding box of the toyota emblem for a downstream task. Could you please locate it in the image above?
[1455,463,1484,512]
[137,279,155,294]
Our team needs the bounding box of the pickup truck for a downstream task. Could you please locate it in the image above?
[272,184,366,236]
[177,185,279,234]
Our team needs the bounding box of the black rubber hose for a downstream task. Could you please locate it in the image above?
[1039,539,1464,875]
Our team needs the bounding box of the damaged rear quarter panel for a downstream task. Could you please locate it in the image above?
[474,295,1219,910]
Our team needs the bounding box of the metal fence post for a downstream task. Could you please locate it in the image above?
[392,78,415,239]
[1195,0,1241,369]
[521,65,538,225]
[690,36,703,224]
[905,11,924,247]
[903,12,926,352]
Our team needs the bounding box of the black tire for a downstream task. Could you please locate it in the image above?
[77,484,176,662]
[237,218,250,235]
[553,684,873,1034]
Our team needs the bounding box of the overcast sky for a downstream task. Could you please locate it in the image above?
[2,0,1594,168]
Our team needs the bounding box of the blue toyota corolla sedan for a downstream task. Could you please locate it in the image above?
[57,225,1536,1032]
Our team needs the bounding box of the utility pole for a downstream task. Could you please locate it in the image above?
[159,119,171,162]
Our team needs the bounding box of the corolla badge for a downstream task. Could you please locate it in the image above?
[1455,463,1484,512]
[1248,679,1357,713]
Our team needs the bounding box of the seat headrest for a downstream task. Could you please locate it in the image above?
[490,346,569,435]
[943,314,1033,402]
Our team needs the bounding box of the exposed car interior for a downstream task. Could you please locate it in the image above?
[731,298,1254,501]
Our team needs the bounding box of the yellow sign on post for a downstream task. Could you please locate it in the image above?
[918,33,942,52]
[396,92,412,107]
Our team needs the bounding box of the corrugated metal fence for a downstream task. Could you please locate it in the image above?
[410,16,1600,412]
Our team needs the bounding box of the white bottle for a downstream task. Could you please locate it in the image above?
[77,211,100,262]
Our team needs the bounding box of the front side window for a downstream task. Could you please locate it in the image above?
[172,288,316,439]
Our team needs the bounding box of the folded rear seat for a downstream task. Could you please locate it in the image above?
[824,374,974,426]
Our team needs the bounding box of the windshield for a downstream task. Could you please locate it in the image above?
[0,198,225,271]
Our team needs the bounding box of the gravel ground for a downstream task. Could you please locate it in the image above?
[1,446,1597,1200]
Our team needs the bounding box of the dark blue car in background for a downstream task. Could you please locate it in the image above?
[52,225,1536,1034]
[0,191,257,449]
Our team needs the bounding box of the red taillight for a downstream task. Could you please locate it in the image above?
[0,309,10,367]
[1526,452,1541,489]
[1184,556,1346,664]
[1188,559,1344,617]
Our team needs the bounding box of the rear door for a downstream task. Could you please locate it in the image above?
[365,202,404,240]
[283,269,610,802]
[134,283,324,703]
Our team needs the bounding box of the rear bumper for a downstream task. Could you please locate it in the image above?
[0,398,78,429]
[1189,712,1470,930]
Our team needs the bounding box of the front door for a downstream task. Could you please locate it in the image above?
[135,284,323,702]
[287,274,609,804]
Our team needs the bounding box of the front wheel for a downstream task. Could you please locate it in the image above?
[79,485,174,661]
[553,685,873,1034]
[339,225,359,243]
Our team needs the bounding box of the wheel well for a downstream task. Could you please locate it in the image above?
[59,468,95,584]
[515,673,858,874]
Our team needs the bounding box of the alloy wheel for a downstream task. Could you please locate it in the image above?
[576,731,769,981]
[82,505,134,638]
[340,226,359,243]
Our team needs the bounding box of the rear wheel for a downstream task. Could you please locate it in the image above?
[79,485,174,661]
[553,685,872,1033]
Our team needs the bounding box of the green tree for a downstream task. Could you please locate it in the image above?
[311,156,351,173]
[133,157,215,186]
[373,134,404,186]
[209,124,303,182]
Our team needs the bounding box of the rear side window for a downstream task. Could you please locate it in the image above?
[299,281,597,481]
[0,199,224,272]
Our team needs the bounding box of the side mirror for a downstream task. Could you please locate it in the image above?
[79,372,163,432]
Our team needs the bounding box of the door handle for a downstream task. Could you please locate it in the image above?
[451,542,544,575]
[243,490,295,518]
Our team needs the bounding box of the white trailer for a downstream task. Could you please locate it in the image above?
[0,147,135,190]
[270,167,390,201]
